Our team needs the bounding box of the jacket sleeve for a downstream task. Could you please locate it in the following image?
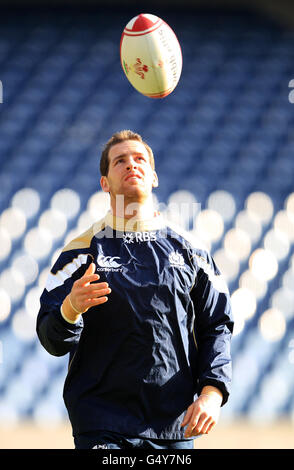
[190,251,234,406]
[36,250,93,357]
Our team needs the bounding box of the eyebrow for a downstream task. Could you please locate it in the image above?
[111,152,146,163]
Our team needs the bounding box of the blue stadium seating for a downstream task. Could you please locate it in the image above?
[0,8,294,427]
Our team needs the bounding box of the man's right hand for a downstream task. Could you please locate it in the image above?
[61,263,111,323]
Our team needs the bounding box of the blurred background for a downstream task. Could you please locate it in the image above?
[0,0,294,449]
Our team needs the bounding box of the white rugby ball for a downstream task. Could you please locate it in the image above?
[120,13,182,98]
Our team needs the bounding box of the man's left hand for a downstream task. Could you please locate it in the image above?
[181,386,223,438]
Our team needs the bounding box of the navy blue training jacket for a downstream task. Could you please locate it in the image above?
[36,211,234,439]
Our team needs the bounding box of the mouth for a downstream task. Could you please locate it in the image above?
[125,173,142,181]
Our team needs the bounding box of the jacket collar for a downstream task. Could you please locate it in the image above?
[104,210,165,232]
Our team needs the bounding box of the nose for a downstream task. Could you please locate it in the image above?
[126,156,137,171]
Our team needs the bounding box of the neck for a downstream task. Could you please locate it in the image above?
[109,194,156,220]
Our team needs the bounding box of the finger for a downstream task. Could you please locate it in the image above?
[193,414,210,435]
[79,285,111,298]
[83,262,96,277]
[84,273,100,283]
[81,264,99,284]
[202,420,215,435]
[77,273,100,287]
[84,287,112,299]
[193,417,210,434]
[181,405,193,428]
[84,296,109,307]
[184,411,202,438]
[83,282,109,292]
[185,422,199,439]
[74,293,110,312]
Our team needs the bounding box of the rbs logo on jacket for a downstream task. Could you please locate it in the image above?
[123,231,157,243]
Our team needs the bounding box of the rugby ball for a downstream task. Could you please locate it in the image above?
[120,13,182,98]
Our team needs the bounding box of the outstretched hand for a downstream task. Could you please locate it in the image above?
[69,262,111,313]
[62,263,111,322]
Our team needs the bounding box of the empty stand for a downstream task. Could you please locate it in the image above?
[0,8,294,427]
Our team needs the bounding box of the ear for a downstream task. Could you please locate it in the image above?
[100,176,110,193]
[152,171,159,188]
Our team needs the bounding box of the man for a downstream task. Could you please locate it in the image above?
[36,130,234,450]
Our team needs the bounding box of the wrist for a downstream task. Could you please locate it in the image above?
[200,386,223,405]
[61,295,82,324]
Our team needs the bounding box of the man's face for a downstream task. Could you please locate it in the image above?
[100,140,158,205]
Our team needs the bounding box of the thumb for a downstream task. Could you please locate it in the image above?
[84,262,96,277]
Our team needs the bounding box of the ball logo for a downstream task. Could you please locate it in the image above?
[134,58,149,79]
[123,57,167,81]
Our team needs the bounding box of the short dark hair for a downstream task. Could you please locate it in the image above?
[100,130,155,176]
